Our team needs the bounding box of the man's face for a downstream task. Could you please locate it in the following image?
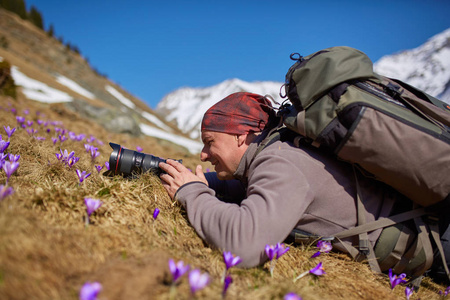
[200,130,247,180]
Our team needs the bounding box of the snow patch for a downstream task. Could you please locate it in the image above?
[105,85,136,109]
[139,123,203,154]
[11,66,73,103]
[55,74,96,100]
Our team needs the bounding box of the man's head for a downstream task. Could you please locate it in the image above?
[200,92,274,180]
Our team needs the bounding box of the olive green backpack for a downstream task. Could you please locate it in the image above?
[260,46,450,284]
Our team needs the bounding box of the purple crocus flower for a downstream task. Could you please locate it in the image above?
[388,269,407,289]
[311,240,333,258]
[136,146,143,152]
[223,251,242,270]
[59,135,67,143]
[153,208,160,220]
[95,165,103,173]
[222,275,232,297]
[84,197,103,216]
[189,269,210,295]
[104,161,110,171]
[168,259,190,283]
[76,169,91,184]
[16,116,25,124]
[90,147,100,161]
[55,152,63,161]
[68,131,77,140]
[265,243,290,261]
[265,243,289,277]
[26,120,33,127]
[309,262,326,276]
[51,137,58,145]
[0,139,10,153]
[56,149,80,167]
[3,126,16,140]
[26,128,38,136]
[8,154,20,162]
[265,244,277,261]
[0,184,14,201]
[275,243,290,258]
[3,161,19,183]
[67,155,80,168]
[79,281,102,300]
[284,292,302,300]
[405,286,413,300]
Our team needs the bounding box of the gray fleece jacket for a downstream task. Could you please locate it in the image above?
[175,138,400,268]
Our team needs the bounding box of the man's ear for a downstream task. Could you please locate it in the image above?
[236,134,247,147]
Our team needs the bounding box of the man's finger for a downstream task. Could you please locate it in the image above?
[165,159,185,172]
[159,161,178,177]
[195,165,208,185]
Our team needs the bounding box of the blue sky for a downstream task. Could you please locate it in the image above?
[26,0,450,109]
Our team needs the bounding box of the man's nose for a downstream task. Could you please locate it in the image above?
[200,148,209,162]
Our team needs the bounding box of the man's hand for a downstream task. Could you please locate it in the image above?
[159,159,208,199]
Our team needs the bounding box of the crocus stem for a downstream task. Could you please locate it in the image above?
[169,284,177,300]
[293,270,309,283]
[85,214,90,227]
[270,260,276,278]
[221,269,227,283]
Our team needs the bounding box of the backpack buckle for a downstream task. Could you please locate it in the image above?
[358,239,370,256]
[383,83,402,99]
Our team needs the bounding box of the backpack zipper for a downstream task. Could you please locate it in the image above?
[354,81,406,108]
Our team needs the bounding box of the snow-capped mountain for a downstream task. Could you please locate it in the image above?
[374,28,450,104]
[156,78,284,140]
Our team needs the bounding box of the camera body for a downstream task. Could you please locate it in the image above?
[108,142,181,177]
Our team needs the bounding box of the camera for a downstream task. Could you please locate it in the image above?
[108,142,182,177]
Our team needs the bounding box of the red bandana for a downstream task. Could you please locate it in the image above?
[201,92,274,135]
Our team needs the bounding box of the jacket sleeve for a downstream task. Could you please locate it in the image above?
[175,149,315,268]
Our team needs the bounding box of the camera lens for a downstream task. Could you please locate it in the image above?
[109,142,176,177]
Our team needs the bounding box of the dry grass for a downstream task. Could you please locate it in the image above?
[0,94,447,300]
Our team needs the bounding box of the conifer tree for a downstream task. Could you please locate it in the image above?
[0,0,12,11]
[13,0,26,19]
[0,0,26,19]
[47,24,54,37]
[28,5,44,29]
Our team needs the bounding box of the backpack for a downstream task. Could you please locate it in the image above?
[260,46,450,284]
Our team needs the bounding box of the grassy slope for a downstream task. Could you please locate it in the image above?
[0,95,447,300]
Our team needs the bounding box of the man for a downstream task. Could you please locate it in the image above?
[158,92,448,282]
